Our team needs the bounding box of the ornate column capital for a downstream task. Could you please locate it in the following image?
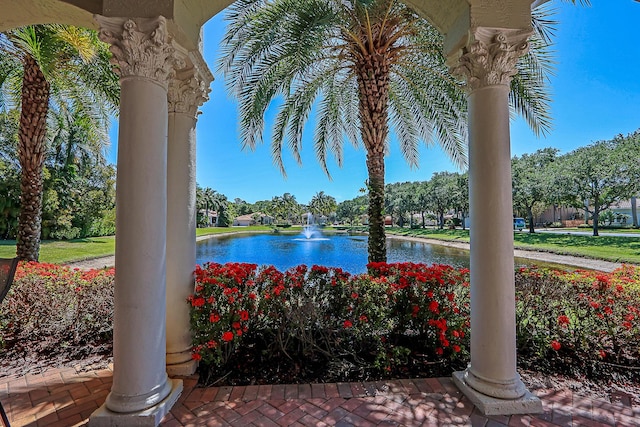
[168,68,211,116]
[95,15,181,89]
[449,27,531,91]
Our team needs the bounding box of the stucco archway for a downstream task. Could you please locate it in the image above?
[0,1,542,424]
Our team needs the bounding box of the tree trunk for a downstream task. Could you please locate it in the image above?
[527,205,535,233]
[592,204,600,237]
[366,152,386,262]
[354,32,390,263]
[16,55,50,261]
[632,196,638,227]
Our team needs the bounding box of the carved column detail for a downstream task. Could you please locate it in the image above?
[168,70,210,116]
[95,15,180,88]
[450,28,531,91]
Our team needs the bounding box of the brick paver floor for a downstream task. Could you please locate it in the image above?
[0,365,637,426]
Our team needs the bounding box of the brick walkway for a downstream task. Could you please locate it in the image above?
[1,366,638,426]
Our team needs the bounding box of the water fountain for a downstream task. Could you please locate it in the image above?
[300,212,327,240]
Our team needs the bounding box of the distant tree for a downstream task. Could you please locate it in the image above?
[270,194,300,224]
[309,191,337,221]
[0,110,21,239]
[555,136,639,236]
[425,172,458,229]
[454,172,469,230]
[512,148,558,233]
[232,198,253,216]
[196,187,228,227]
[415,181,430,228]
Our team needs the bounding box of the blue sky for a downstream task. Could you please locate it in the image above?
[108,1,640,205]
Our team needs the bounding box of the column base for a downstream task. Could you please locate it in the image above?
[453,372,542,416]
[89,379,183,427]
[166,358,197,376]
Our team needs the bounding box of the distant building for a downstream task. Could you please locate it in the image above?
[233,212,273,226]
[198,210,217,227]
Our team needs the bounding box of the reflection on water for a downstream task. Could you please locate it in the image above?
[196,233,568,274]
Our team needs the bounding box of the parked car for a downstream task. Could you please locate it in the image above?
[513,217,526,231]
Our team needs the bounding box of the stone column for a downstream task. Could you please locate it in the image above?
[450,28,542,415]
[90,16,182,426]
[166,66,210,376]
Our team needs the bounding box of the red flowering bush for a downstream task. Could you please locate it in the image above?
[367,263,469,359]
[0,262,114,360]
[189,263,260,366]
[515,265,640,378]
[190,262,640,385]
[189,262,471,382]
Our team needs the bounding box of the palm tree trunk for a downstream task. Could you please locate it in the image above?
[632,196,638,227]
[357,50,390,263]
[366,151,386,263]
[17,55,50,261]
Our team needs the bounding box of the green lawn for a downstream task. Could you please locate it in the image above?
[552,227,640,234]
[387,227,640,265]
[195,225,274,237]
[0,237,116,264]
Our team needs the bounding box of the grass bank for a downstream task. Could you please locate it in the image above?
[0,226,276,264]
[387,227,640,265]
[196,225,274,237]
[0,237,116,264]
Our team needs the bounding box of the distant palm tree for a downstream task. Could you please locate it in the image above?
[220,0,553,262]
[0,24,118,260]
[309,191,337,220]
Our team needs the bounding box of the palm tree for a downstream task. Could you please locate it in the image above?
[197,186,216,226]
[309,191,337,222]
[0,25,118,260]
[220,0,553,262]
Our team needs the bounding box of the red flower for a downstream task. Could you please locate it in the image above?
[209,313,220,323]
[192,353,202,361]
[557,315,570,326]
[249,292,257,300]
[191,297,205,307]
[232,322,241,330]
[551,340,561,351]
[435,347,444,355]
[207,340,218,349]
[343,320,353,328]
[599,350,607,358]
[222,331,234,342]
[428,300,439,314]
[359,315,368,322]
[452,345,461,353]
[239,310,249,321]
[351,292,359,299]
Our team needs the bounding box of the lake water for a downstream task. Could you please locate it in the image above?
[195,232,557,274]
